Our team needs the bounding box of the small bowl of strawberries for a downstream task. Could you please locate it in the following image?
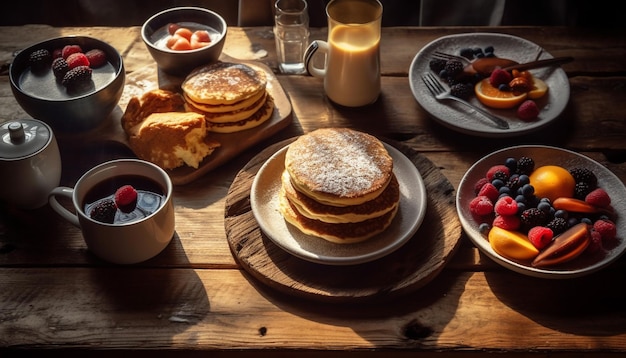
[9,36,125,133]
[141,6,227,76]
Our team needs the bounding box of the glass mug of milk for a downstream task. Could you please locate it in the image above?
[304,0,382,107]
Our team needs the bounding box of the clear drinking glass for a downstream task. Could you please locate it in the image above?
[274,0,309,74]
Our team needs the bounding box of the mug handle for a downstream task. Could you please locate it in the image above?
[48,187,80,228]
[304,40,329,78]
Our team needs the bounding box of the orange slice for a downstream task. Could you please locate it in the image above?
[488,226,539,260]
[474,78,528,109]
[528,77,549,99]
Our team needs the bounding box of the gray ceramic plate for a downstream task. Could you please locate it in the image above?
[456,145,626,278]
[409,33,570,137]
[250,143,427,265]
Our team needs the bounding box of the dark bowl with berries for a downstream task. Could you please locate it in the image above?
[456,145,626,279]
[9,36,125,133]
[141,6,227,76]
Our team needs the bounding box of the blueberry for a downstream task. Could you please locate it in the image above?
[554,209,568,219]
[479,223,491,234]
[521,184,534,197]
[492,179,505,189]
[518,174,530,185]
[537,201,552,213]
[460,47,475,59]
[504,157,517,171]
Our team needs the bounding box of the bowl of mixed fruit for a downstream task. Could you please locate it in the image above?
[456,145,626,278]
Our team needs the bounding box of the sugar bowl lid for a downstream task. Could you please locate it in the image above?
[0,119,54,160]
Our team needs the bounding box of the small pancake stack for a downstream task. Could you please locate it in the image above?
[279,128,400,244]
[182,61,274,133]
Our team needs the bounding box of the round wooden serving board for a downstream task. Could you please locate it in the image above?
[224,138,463,302]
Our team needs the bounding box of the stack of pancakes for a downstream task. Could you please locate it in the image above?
[278,128,400,244]
[182,62,274,133]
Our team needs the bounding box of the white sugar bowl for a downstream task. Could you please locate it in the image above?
[0,119,62,209]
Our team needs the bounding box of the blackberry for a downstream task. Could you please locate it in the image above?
[569,167,598,188]
[29,48,52,72]
[52,57,69,80]
[444,60,464,78]
[506,175,522,192]
[492,170,509,182]
[547,217,569,235]
[450,82,473,100]
[574,181,592,200]
[89,199,117,224]
[520,208,548,231]
[516,156,535,175]
[61,65,92,90]
[429,58,446,73]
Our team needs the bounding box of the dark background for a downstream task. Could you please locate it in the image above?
[0,0,621,28]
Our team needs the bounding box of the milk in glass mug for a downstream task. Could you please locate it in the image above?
[304,0,382,107]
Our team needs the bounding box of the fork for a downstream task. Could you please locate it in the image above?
[421,72,509,130]
[432,51,471,65]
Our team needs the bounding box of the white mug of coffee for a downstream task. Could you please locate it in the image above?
[48,159,175,264]
[304,0,382,107]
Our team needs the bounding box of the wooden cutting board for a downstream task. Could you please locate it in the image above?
[224,138,463,302]
[58,55,292,185]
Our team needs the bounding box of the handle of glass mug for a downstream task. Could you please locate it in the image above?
[304,40,329,78]
[48,187,80,228]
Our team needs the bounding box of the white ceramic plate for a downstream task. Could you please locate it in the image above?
[456,145,626,278]
[250,143,427,265]
[409,33,570,137]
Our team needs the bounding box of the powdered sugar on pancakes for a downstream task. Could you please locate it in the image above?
[285,128,393,206]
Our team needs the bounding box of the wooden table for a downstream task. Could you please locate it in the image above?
[1,25,626,357]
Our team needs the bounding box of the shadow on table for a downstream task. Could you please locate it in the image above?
[484,267,626,336]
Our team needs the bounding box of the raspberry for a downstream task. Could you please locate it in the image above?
[29,48,52,72]
[528,226,553,250]
[61,66,92,90]
[593,219,617,242]
[52,57,69,80]
[477,182,499,202]
[517,100,539,121]
[114,185,138,212]
[469,195,494,216]
[494,196,518,216]
[85,49,107,68]
[474,177,490,195]
[493,214,520,231]
[52,48,63,59]
[585,188,611,208]
[89,199,117,224]
[486,165,510,181]
[489,68,512,87]
[586,230,604,254]
[66,52,90,69]
[62,44,82,59]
